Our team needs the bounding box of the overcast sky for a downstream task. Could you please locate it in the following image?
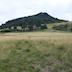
[0,0,72,24]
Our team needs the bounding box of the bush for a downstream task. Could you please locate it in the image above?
[0,29,13,32]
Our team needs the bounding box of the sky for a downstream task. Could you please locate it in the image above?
[0,0,72,24]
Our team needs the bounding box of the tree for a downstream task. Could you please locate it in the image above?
[41,24,47,29]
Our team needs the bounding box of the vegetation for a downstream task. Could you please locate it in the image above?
[0,12,66,32]
[52,22,72,32]
[0,11,71,72]
[0,32,72,72]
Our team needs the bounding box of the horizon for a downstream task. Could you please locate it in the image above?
[0,0,72,25]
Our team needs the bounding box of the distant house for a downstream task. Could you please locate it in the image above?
[33,25,37,30]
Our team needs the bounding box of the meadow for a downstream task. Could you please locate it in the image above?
[0,32,72,72]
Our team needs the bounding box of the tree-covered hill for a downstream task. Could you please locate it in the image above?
[0,12,67,32]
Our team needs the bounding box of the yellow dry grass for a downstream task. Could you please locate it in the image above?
[0,32,72,41]
[0,32,72,48]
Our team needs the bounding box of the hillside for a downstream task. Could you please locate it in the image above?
[0,12,67,32]
[52,22,72,32]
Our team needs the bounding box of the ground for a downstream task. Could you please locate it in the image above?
[0,32,72,72]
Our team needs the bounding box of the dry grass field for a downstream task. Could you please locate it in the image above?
[0,32,72,41]
[0,32,72,72]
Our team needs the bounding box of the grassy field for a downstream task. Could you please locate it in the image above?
[0,32,72,72]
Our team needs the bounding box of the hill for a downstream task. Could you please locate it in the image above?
[0,12,67,32]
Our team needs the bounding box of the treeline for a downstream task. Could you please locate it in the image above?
[0,24,47,32]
